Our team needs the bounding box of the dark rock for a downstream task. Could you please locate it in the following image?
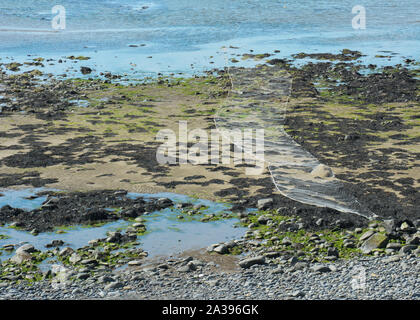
[80,67,92,75]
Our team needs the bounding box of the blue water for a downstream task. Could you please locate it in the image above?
[0,0,419,78]
[0,189,246,260]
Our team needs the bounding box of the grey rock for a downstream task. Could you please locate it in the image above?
[281,237,292,246]
[97,275,115,283]
[177,264,195,273]
[407,235,420,246]
[205,280,220,287]
[271,267,284,275]
[206,244,219,252]
[360,233,388,254]
[127,260,143,266]
[257,198,273,210]
[16,244,36,254]
[382,219,398,234]
[104,282,123,290]
[69,253,82,264]
[238,256,266,269]
[400,245,418,254]
[10,251,32,264]
[359,230,375,242]
[311,264,331,273]
[291,290,305,298]
[386,242,402,250]
[257,215,270,225]
[76,273,90,280]
[59,247,74,257]
[45,240,65,248]
[213,244,229,254]
[327,247,339,258]
[383,255,401,263]
[400,221,416,233]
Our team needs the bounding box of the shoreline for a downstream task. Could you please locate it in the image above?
[0,50,419,299]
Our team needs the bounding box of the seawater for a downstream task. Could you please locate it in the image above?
[0,0,418,77]
[0,189,247,260]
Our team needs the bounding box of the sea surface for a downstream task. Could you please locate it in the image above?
[0,0,419,78]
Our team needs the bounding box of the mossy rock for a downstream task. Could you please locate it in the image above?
[360,233,389,254]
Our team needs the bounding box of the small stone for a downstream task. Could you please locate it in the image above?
[127,260,142,266]
[382,219,397,233]
[383,255,401,263]
[327,247,339,258]
[10,251,32,264]
[328,264,337,272]
[399,245,418,255]
[88,239,100,246]
[16,244,36,254]
[386,242,402,250]
[359,230,375,242]
[45,240,65,248]
[257,198,273,210]
[80,66,92,75]
[59,247,74,257]
[271,267,284,274]
[281,237,292,246]
[205,280,220,287]
[257,215,270,225]
[291,290,305,298]
[206,244,219,252]
[237,212,248,218]
[400,221,416,233]
[213,244,229,254]
[97,275,115,283]
[407,235,420,246]
[177,264,195,273]
[104,282,123,290]
[238,256,265,269]
[311,264,331,273]
[80,259,98,266]
[76,273,90,280]
[72,288,83,295]
[69,253,82,264]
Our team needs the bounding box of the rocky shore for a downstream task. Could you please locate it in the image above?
[0,191,419,300]
[0,246,418,300]
[0,50,419,300]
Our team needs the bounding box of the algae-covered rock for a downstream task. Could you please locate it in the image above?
[360,233,388,254]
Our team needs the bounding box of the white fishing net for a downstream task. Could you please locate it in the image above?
[214,65,376,219]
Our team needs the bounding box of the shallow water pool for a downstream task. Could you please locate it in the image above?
[0,188,247,260]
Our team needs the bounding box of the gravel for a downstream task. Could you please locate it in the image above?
[0,254,418,300]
